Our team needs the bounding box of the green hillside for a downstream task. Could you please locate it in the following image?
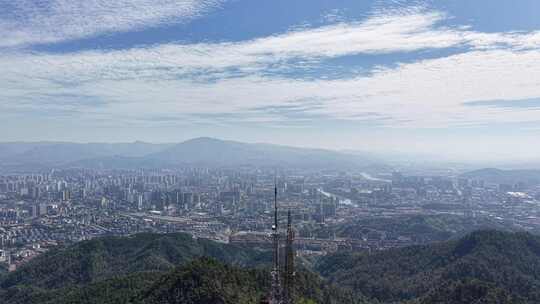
[137,258,362,304]
[316,230,540,303]
[1,258,364,304]
[4,230,540,303]
[0,232,270,289]
[0,233,363,304]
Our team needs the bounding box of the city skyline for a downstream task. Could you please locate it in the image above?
[2,0,540,161]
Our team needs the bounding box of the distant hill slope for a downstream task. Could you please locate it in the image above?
[461,168,540,185]
[0,141,172,170]
[0,137,387,171]
[316,230,540,303]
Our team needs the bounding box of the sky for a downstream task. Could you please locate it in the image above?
[1,0,540,162]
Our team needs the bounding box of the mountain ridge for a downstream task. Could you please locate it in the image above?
[0,137,385,171]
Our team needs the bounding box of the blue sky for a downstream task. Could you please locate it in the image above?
[1,0,540,161]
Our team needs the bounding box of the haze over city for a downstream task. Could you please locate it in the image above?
[4,2,540,304]
[2,0,540,162]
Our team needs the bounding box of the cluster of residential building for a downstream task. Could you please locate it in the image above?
[1,167,539,272]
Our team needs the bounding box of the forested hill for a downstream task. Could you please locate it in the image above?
[0,257,364,304]
[0,232,363,304]
[137,258,363,304]
[0,232,271,289]
[4,230,540,303]
[316,230,540,303]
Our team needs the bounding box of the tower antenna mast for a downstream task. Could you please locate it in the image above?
[268,181,282,304]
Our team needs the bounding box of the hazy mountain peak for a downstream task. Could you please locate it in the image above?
[180,137,239,145]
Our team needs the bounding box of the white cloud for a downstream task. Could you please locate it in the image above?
[0,0,224,47]
[3,8,538,84]
[1,8,540,131]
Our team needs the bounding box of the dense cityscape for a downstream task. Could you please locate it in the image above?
[2,165,540,273]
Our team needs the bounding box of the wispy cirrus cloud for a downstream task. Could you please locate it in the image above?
[0,0,225,48]
[3,7,539,84]
[1,6,540,132]
[4,48,540,128]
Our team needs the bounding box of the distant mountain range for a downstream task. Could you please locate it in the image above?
[460,168,540,185]
[0,137,388,172]
[4,138,540,176]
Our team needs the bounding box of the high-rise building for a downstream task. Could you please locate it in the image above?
[39,204,47,216]
[62,189,71,201]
